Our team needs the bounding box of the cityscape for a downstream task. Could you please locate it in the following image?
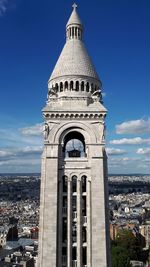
[0,174,150,266]
[0,1,150,267]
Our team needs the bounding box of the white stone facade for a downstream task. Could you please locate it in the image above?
[38,4,111,267]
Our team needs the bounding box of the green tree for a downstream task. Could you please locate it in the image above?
[112,245,131,267]
[115,229,142,260]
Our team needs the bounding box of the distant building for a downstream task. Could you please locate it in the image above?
[140,224,150,248]
[0,241,38,267]
[4,255,34,267]
[110,223,138,240]
[30,227,38,240]
[130,261,144,267]
[0,227,7,247]
[6,226,18,241]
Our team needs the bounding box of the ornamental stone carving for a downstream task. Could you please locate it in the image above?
[43,122,49,140]
[43,112,106,120]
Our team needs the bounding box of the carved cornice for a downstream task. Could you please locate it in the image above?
[46,96,100,102]
[43,112,106,120]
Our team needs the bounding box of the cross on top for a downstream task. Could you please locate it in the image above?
[72,3,77,10]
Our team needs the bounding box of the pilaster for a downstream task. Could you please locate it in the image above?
[87,179,92,267]
[77,178,82,267]
[67,178,72,267]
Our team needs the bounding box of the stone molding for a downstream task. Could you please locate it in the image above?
[43,112,106,120]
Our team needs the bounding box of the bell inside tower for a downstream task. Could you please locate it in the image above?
[63,131,86,158]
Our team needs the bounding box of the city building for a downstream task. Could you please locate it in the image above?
[130,261,144,267]
[0,227,7,247]
[38,4,111,267]
[140,224,150,248]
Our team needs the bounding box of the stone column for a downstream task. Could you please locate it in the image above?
[67,178,72,267]
[87,179,91,267]
[77,178,82,266]
[77,28,79,39]
[69,28,71,39]
[58,179,62,267]
[79,82,82,92]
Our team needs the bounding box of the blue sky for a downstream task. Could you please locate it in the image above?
[0,0,150,174]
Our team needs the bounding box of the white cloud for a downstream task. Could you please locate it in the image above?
[142,158,150,163]
[0,0,8,16]
[110,137,150,145]
[0,158,40,167]
[0,122,43,172]
[18,146,43,155]
[108,156,150,174]
[0,150,15,158]
[0,146,42,172]
[0,158,41,175]
[137,148,150,155]
[116,118,150,134]
[109,157,131,164]
[108,157,135,169]
[106,148,127,156]
[20,123,43,136]
[0,146,43,161]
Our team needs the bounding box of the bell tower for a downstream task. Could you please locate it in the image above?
[38,4,111,267]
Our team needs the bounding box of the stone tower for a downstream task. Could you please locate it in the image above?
[38,4,111,267]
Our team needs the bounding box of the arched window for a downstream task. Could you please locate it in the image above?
[82,196,86,216]
[72,27,74,38]
[81,81,84,91]
[63,131,86,158]
[62,218,67,242]
[55,83,58,92]
[86,82,89,92]
[91,83,94,93]
[82,176,87,193]
[65,81,68,90]
[76,81,79,91]
[72,175,77,193]
[82,247,87,265]
[72,226,77,245]
[82,227,87,243]
[75,27,77,38]
[60,82,63,92]
[70,81,74,90]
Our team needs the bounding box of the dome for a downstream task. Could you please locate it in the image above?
[48,3,102,101]
[49,4,100,82]
[49,39,100,81]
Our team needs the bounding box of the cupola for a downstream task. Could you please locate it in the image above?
[66,3,83,41]
[47,4,102,102]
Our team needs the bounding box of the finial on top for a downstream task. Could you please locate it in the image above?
[72,3,77,10]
